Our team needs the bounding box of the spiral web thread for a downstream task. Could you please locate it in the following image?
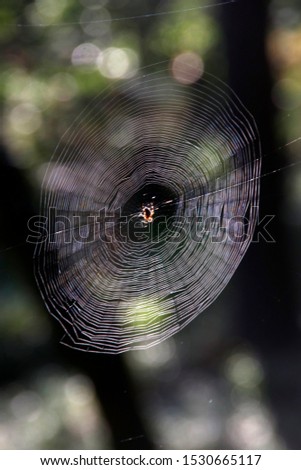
[34,65,261,353]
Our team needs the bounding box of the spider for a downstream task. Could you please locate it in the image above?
[140,203,155,223]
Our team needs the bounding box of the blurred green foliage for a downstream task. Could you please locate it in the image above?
[0,0,221,171]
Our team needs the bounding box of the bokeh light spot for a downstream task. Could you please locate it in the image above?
[10,391,42,422]
[8,103,42,135]
[97,47,139,79]
[80,7,111,37]
[227,402,276,449]
[171,51,204,84]
[64,375,95,407]
[71,43,101,66]
[225,352,264,390]
[36,0,68,19]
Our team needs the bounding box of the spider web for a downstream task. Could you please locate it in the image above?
[34,64,261,353]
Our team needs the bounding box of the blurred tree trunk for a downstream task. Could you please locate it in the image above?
[220,0,301,449]
[220,0,297,349]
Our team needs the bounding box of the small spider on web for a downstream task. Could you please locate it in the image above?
[140,203,155,224]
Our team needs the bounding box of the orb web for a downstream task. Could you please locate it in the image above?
[34,66,261,353]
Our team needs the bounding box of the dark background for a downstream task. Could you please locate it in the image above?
[0,0,301,449]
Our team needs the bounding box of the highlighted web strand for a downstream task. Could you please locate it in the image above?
[15,1,236,28]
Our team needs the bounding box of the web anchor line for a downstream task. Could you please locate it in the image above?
[15,0,236,28]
